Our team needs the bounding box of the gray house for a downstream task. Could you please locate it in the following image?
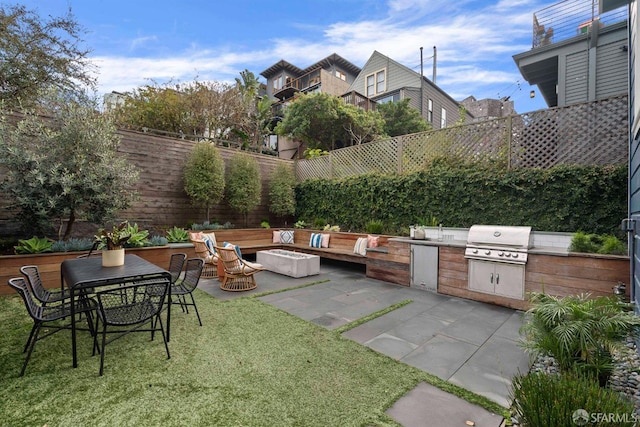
[513,0,628,107]
[348,50,472,128]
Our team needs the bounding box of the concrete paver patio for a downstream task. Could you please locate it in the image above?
[198,259,530,426]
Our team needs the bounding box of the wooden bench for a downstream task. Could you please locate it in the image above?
[195,228,390,265]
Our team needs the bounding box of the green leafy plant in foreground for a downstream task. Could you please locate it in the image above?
[13,236,53,254]
[122,222,149,248]
[520,292,640,385]
[569,232,627,255]
[511,371,635,427]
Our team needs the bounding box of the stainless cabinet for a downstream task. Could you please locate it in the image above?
[468,260,525,300]
[411,245,438,291]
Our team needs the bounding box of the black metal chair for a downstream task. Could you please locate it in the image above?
[169,258,204,326]
[8,277,97,376]
[168,253,187,285]
[94,279,171,376]
[20,265,70,305]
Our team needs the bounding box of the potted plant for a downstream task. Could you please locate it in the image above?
[95,221,131,267]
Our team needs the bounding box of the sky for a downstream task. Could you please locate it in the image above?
[16,0,556,114]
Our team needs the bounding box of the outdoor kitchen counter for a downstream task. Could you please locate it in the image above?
[390,237,569,255]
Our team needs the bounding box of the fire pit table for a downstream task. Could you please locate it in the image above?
[256,249,320,278]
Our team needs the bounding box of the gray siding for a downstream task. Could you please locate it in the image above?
[350,51,465,129]
[566,50,589,104]
[597,39,629,98]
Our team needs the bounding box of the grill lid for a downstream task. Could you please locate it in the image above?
[466,225,532,249]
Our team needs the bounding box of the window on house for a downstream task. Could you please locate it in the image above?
[366,75,375,97]
[365,69,386,97]
[273,76,283,91]
[377,93,400,104]
[441,107,447,128]
[427,99,433,123]
[335,70,347,81]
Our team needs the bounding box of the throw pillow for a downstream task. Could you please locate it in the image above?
[202,232,217,255]
[280,230,294,244]
[273,230,281,243]
[353,237,368,256]
[309,233,322,248]
[321,233,330,248]
[367,235,379,248]
[223,241,242,260]
[189,231,203,242]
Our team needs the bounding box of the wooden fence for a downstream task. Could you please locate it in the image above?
[0,127,294,237]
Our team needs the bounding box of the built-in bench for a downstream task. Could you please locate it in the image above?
[197,228,390,265]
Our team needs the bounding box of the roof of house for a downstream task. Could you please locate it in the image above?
[260,53,361,78]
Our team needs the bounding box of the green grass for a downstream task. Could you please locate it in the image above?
[0,287,505,426]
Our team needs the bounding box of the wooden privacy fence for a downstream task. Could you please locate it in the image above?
[295,95,629,180]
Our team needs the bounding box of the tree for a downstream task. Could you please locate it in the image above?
[225,153,262,227]
[275,92,349,151]
[0,5,95,108]
[183,142,225,223]
[0,91,138,239]
[342,103,385,145]
[377,99,431,137]
[113,79,248,139]
[268,163,296,223]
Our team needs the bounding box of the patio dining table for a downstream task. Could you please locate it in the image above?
[60,254,172,368]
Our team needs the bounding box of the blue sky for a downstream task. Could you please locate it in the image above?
[17,0,555,113]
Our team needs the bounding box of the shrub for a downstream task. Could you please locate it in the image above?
[365,220,385,234]
[122,222,149,248]
[51,238,94,252]
[146,235,168,247]
[260,221,270,229]
[269,163,296,219]
[14,236,53,254]
[166,226,190,243]
[183,142,225,224]
[226,153,262,227]
[520,292,640,385]
[313,218,327,229]
[191,221,233,231]
[569,232,627,255]
[294,220,306,229]
[510,371,636,426]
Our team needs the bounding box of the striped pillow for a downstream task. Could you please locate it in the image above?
[353,237,368,256]
[309,233,322,248]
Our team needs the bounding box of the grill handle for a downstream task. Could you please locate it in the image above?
[490,273,494,284]
[496,274,499,285]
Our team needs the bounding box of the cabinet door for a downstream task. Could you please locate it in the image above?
[468,260,495,294]
[494,263,525,300]
[411,245,438,291]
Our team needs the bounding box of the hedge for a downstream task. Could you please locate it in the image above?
[295,161,627,235]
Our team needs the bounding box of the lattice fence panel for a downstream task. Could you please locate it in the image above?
[295,95,629,180]
[513,95,628,168]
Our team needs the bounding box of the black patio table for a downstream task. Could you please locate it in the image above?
[60,254,172,368]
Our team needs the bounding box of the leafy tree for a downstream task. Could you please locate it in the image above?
[268,163,296,222]
[235,69,273,150]
[113,79,247,139]
[275,92,349,151]
[0,91,138,239]
[225,153,262,227]
[342,103,385,145]
[377,98,431,137]
[0,5,95,108]
[183,142,225,223]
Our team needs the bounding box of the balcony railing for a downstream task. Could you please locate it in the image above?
[532,0,627,48]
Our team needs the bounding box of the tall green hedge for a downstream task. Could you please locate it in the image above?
[295,161,627,235]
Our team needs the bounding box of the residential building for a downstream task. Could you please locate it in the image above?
[513,0,628,108]
[348,50,472,128]
[460,96,515,121]
[260,53,362,158]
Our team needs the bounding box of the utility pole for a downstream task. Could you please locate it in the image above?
[433,46,437,84]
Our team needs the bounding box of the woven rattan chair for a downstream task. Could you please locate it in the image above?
[189,232,218,278]
[94,279,171,376]
[20,265,70,305]
[8,277,97,376]
[215,245,264,292]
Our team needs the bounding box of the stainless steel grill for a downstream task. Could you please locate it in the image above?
[464,225,533,265]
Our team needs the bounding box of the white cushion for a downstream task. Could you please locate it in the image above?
[353,237,367,256]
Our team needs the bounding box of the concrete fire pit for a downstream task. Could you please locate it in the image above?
[256,249,320,278]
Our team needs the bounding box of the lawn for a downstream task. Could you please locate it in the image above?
[0,286,503,426]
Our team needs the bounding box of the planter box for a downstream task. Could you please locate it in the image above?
[0,245,198,297]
